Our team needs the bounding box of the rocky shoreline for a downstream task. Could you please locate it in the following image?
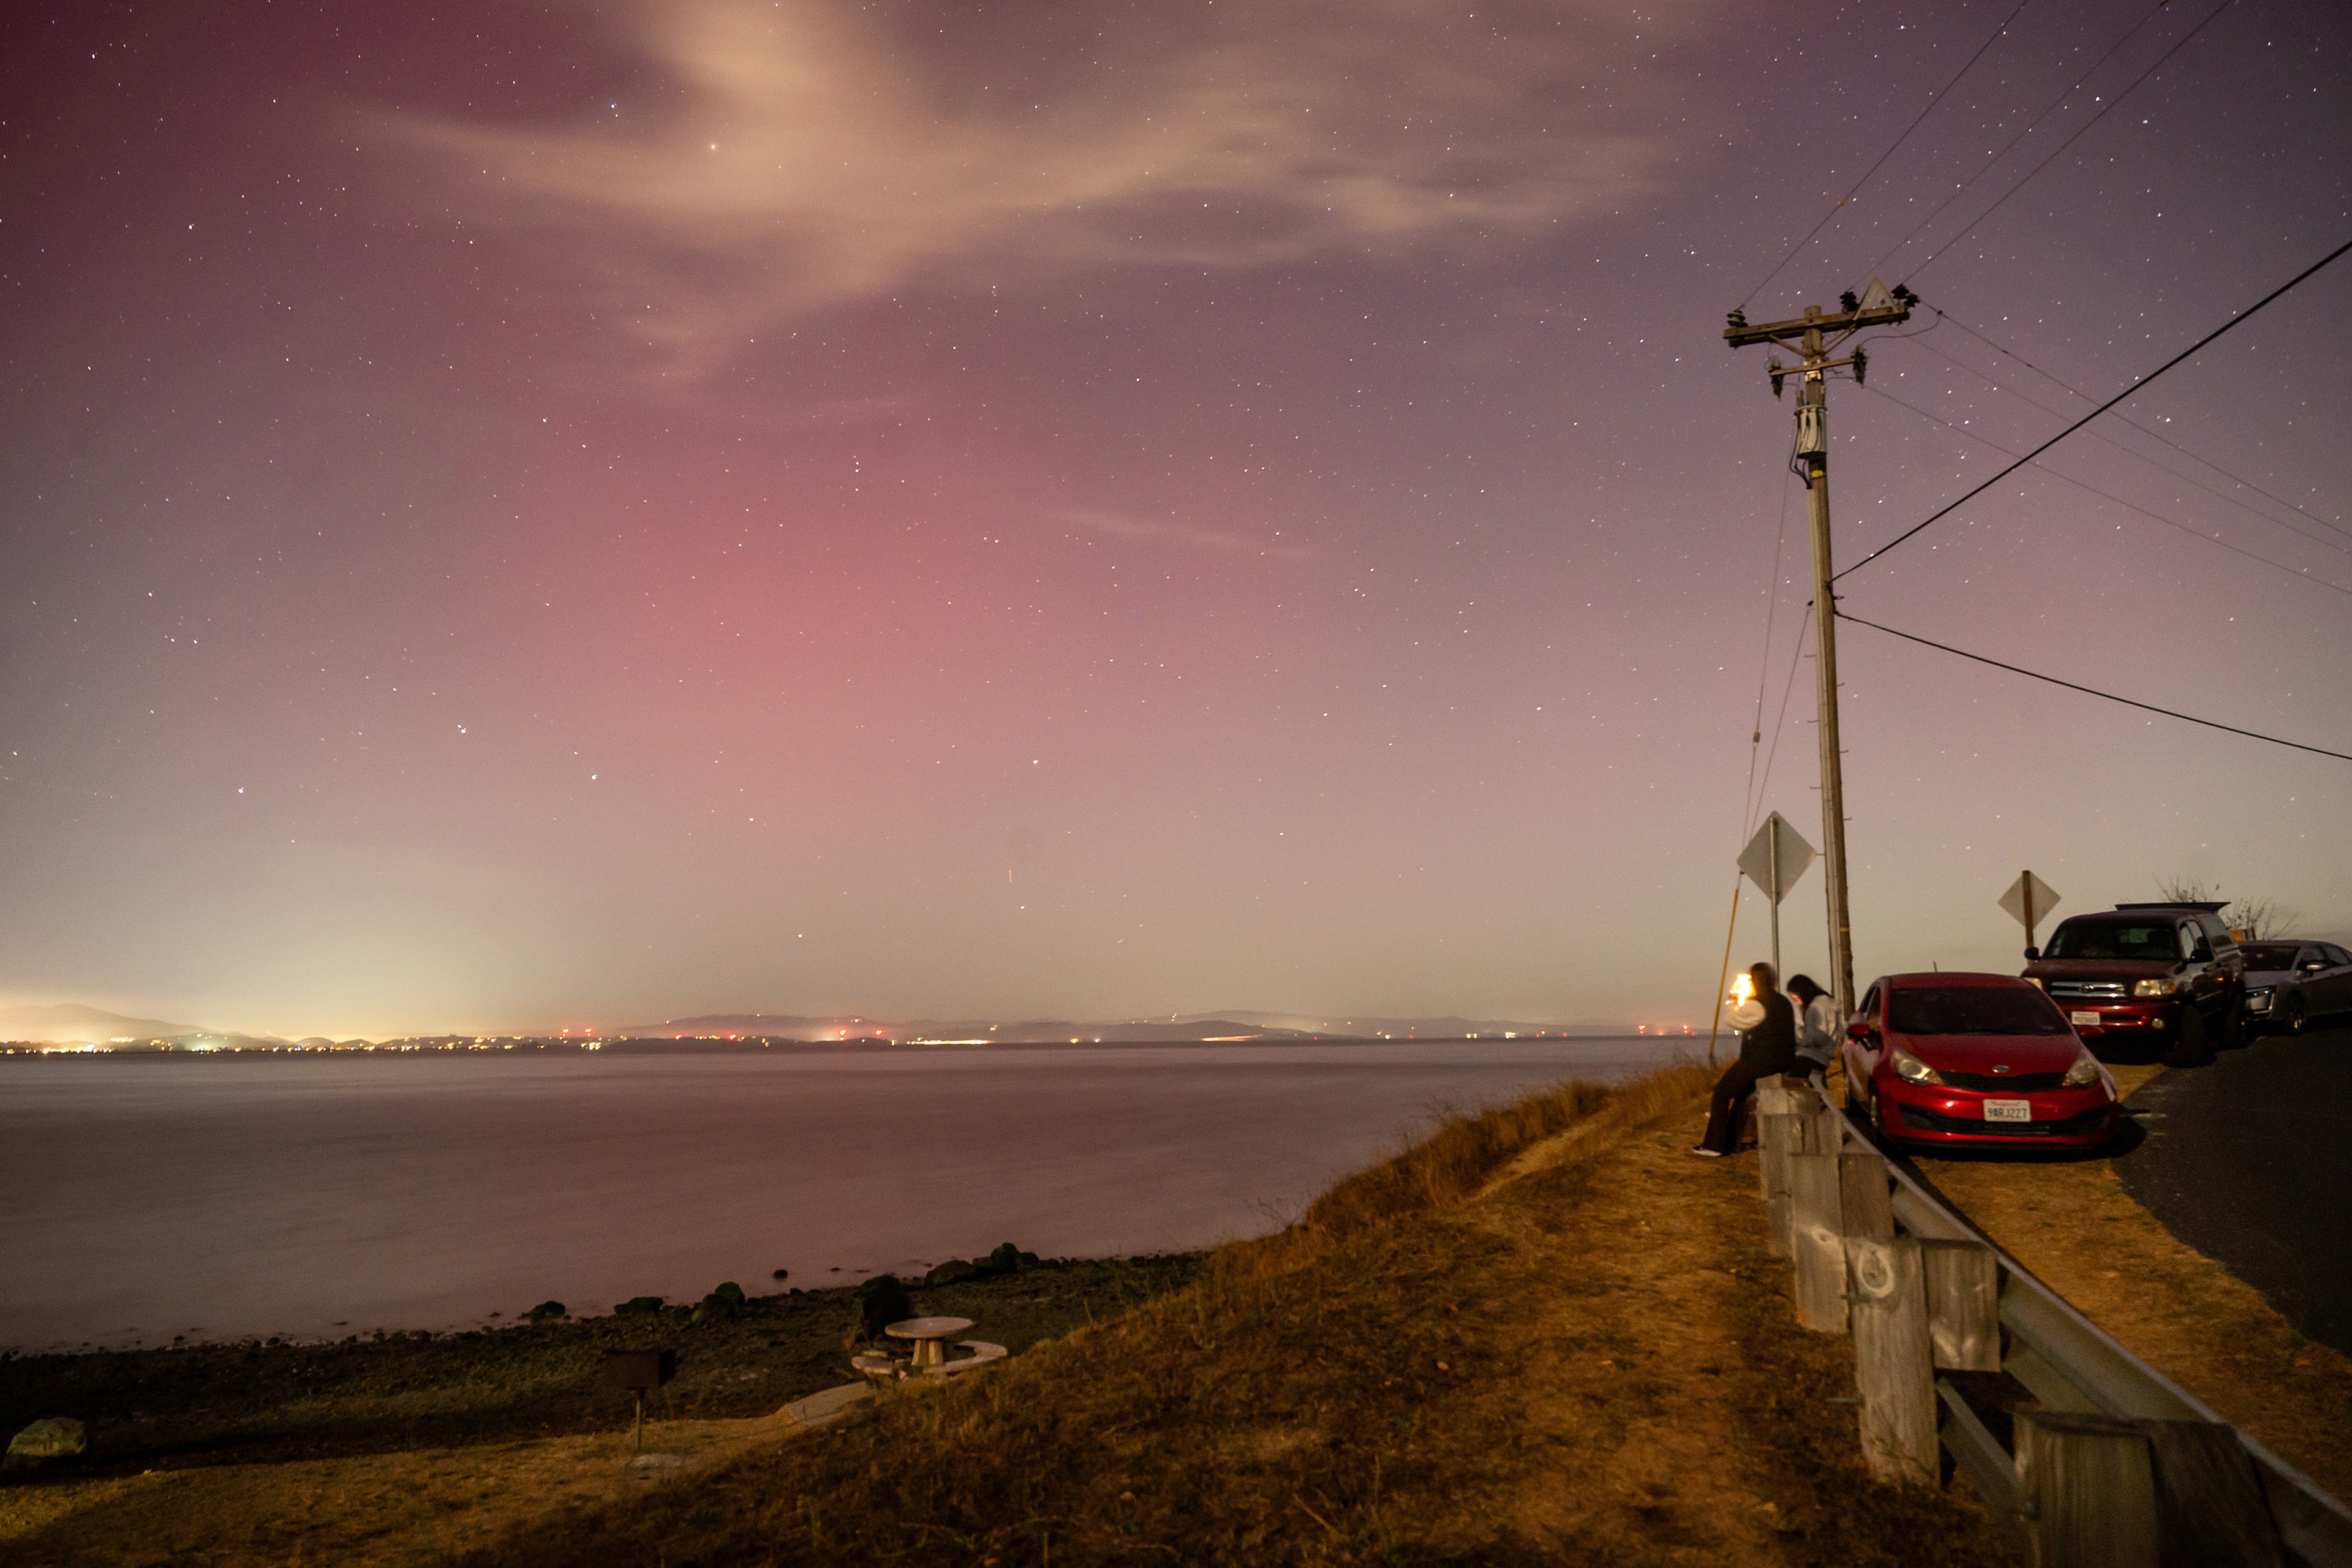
[1,1252,1200,1477]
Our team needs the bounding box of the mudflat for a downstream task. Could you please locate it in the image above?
[0,1256,1197,1565]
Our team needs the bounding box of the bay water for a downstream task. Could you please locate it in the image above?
[0,1036,1689,1350]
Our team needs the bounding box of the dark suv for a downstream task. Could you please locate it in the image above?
[2021,902,2245,1065]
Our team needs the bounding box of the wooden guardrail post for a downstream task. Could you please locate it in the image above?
[1755,1075,1800,1178]
[1758,1112,1803,1259]
[1846,1232,1937,1484]
[1920,1238,2002,1372]
[1788,1149,1847,1331]
[2015,1411,2160,1568]
[1838,1149,1894,1243]
[2141,1420,2288,1568]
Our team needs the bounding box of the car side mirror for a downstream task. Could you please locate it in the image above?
[2191,946,2213,963]
[1845,1019,1873,1041]
[2301,961,2326,975]
[2023,945,2040,962]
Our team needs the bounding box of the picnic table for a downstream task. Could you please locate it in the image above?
[884,1316,976,1370]
[851,1315,1009,1382]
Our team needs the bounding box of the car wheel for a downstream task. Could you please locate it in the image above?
[1869,1087,1901,1147]
[2162,1006,2215,1068]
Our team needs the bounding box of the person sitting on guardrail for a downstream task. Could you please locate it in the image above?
[1695,960,1796,1158]
[1787,973,1839,1077]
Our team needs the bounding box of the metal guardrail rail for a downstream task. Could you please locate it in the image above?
[1803,1072,2352,1567]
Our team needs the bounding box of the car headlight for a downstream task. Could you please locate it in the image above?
[2064,1048,2101,1088]
[2133,978,2177,997]
[1890,1047,1943,1087]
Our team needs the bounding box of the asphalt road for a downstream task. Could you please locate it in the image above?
[2118,1022,2352,1356]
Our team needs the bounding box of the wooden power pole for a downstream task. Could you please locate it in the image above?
[1724,281,1914,1019]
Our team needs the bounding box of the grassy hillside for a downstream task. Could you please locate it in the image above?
[438,1065,2016,1567]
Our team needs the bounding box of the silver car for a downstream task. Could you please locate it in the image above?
[2263,941,2352,1035]
[2238,942,2309,1035]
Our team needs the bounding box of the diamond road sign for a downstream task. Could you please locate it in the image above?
[1997,871,2061,932]
[1738,812,1817,905]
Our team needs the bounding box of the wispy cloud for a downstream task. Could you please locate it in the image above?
[379,0,1668,374]
[1052,509,1314,560]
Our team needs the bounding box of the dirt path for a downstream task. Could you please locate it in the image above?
[1466,1109,2013,1565]
[1902,1063,2352,1502]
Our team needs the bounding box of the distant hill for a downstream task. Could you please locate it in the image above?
[614,1014,881,1041]
[4,1003,1630,1050]
[1185,1011,1612,1038]
[0,1003,205,1044]
[609,1011,1602,1044]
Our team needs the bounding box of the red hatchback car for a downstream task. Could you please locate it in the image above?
[1842,972,2120,1150]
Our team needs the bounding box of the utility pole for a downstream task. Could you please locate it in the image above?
[1724,280,1915,1019]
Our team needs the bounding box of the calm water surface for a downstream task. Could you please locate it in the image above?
[0,1038,1686,1348]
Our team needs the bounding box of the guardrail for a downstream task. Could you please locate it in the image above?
[1750,1074,2352,1568]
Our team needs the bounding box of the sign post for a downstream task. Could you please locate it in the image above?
[1739,812,1819,977]
[1997,871,2062,957]
[601,1349,677,1452]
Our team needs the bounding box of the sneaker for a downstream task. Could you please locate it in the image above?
[1691,1146,1725,1158]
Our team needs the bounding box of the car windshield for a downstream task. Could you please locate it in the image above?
[2043,921,2179,960]
[2239,943,2302,971]
[1888,986,2071,1036]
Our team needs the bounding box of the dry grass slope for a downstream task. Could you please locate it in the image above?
[442,1063,2018,1568]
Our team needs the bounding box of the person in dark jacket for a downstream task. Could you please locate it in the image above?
[1695,960,1797,1156]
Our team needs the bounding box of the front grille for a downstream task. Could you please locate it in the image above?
[1897,1104,2111,1139]
[1937,1070,2067,1092]
[2048,981,2129,1000]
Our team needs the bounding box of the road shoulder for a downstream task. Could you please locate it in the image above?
[1905,1063,2352,1502]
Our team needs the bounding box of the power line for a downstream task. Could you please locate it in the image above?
[1753,602,1814,829]
[1923,310,2352,549]
[1836,610,2352,764]
[1901,333,2352,558]
[1910,336,2352,557]
[1909,0,2237,282]
[1836,234,2352,581]
[1740,473,1799,839]
[1856,380,2352,598]
[1741,0,2034,311]
[1853,0,2172,289]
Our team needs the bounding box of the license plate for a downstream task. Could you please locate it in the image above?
[1985,1099,2032,1123]
[2069,1011,2100,1027]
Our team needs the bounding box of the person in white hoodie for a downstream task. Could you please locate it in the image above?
[1787,973,1841,1077]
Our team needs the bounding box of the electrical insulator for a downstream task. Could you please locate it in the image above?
[1852,347,1868,388]
[1768,358,1785,399]
[1795,402,1827,457]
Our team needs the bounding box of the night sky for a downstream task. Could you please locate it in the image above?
[4,0,2347,1038]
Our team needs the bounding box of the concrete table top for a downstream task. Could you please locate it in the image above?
[884,1316,976,1340]
[884,1316,977,1370]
